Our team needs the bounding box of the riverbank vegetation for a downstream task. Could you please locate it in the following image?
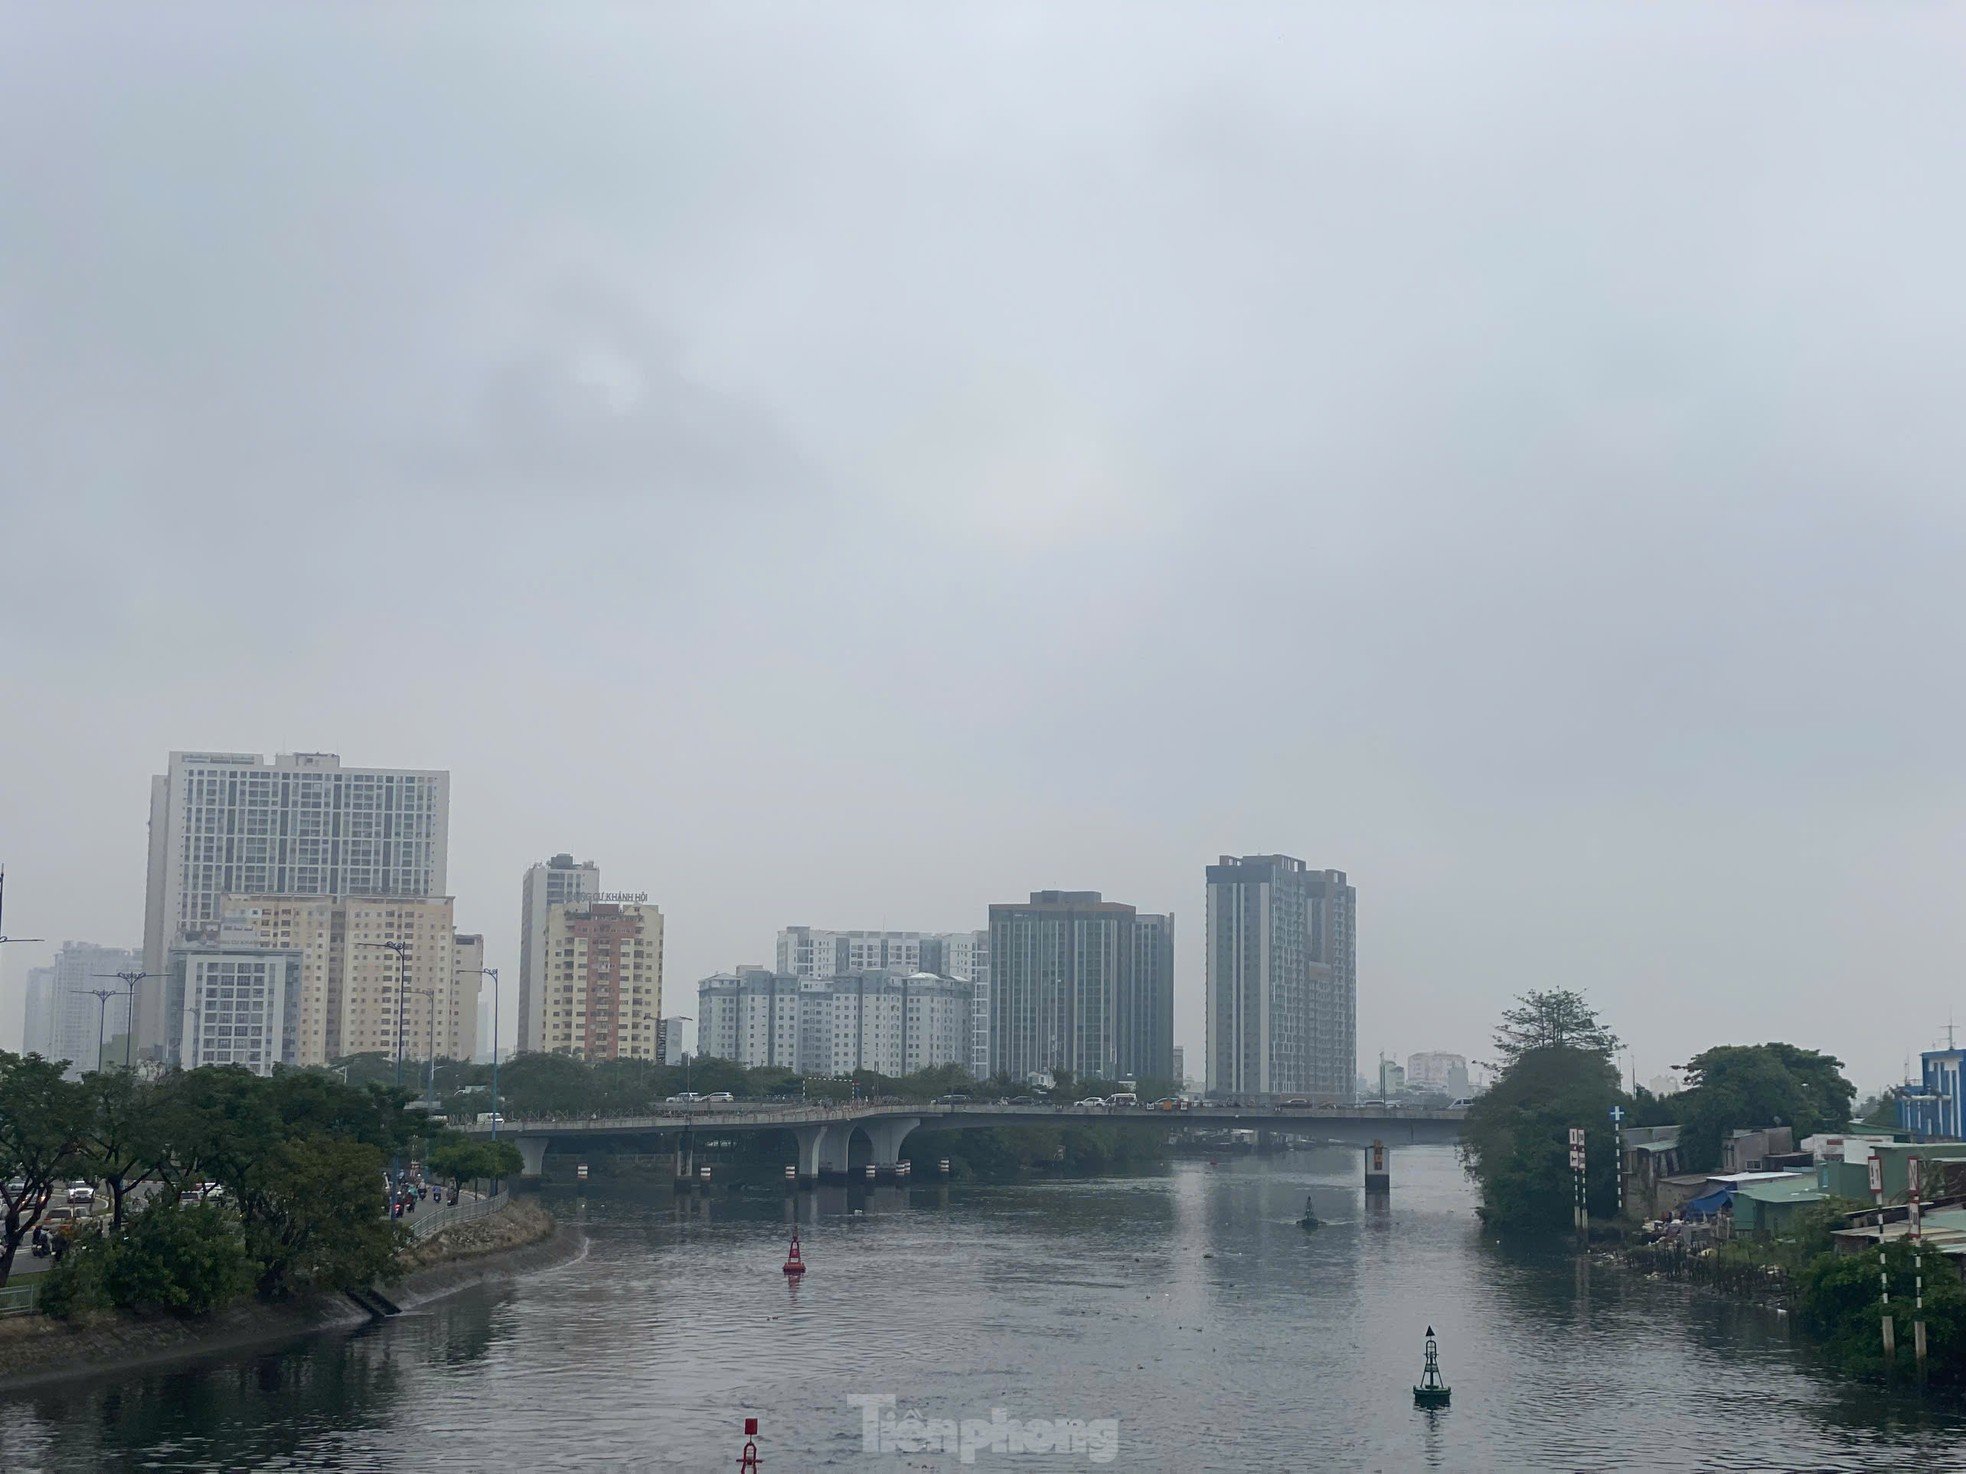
[1462,990,1862,1230]
[1464,994,1966,1386]
[0,1052,521,1324]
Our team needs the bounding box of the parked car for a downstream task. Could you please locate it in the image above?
[1076,1097,1107,1108]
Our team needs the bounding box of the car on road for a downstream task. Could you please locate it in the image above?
[1106,1092,1139,1107]
[1148,1097,1188,1111]
[66,1182,96,1207]
[932,1093,972,1104]
[667,1092,705,1103]
[1075,1097,1107,1107]
[703,1091,735,1103]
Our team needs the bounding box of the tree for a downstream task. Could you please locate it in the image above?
[102,1200,252,1317]
[246,1136,404,1299]
[1797,1241,1966,1384]
[1460,1045,1623,1230]
[1489,990,1620,1069]
[76,1070,166,1230]
[0,1051,86,1286]
[1674,1043,1856,1173]
[425,1136,522,1193]
[1853,1089,1898,1130]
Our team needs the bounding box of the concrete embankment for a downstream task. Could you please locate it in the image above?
[0,1197,579,1395]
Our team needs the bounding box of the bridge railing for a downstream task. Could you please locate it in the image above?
[468,1100,1465,1134]
[405,1190,509,1241]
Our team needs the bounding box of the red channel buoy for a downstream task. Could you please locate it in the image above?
[782,1229,807,1277]
[737,1416,762,1471]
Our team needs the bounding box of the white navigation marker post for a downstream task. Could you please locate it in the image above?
[1569,1127,1587,1239]
[1608,1105,1626,1220]
[1871,1154,1894,1366]
[1910,1155,1927,1375]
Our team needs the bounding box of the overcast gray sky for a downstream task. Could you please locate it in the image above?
[5,4,1965,1092]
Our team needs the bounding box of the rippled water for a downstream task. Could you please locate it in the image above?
[3,1147,1960,1471]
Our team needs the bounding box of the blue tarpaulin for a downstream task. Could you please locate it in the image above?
[1684,1187,1734,1218]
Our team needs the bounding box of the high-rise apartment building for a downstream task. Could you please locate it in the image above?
[698,967,973,1077]
[988,891,1143,1084]
[775,926,990,1077]
[37,942,142,1078]
[1405,1051,1470,1097]
[538,900,663,1060]
[519,854,600,1053]
[453,931,484,1063]
[140,751,449,1055]
[22,967,56,1058]
[1204,856,1356,1100]
[1123,912,1176,1084]
[175,940,302,1075]
[218,896,478,1066]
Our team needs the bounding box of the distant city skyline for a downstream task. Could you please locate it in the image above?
[4,2,1958,1100]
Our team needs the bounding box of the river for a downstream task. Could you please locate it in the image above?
[2,1146,1961,1470]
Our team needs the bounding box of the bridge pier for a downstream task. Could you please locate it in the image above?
[864,1117,920,1175]
[1365,1139,1390,1192]
[515,1136,549,1180]
[793,1124,832,1183]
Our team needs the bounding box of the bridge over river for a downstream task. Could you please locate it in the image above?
[463,1101,1466,1184]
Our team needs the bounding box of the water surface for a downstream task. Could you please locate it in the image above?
[2,1148,1956,1470]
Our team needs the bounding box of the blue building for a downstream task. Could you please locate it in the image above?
[1898,1048,1966,1141]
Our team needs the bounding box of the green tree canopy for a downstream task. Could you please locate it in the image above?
[1490,989,1621,1069]
[1674,1043,1855,1172]
[0,1051,86,1285]
[1460,1045,1624,1230]
[76,1070,167,1230]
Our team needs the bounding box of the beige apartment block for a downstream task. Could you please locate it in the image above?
[225,895,479,1066]
[540,901,663,1060]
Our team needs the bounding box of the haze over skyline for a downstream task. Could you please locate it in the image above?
[7,5,1966,1091]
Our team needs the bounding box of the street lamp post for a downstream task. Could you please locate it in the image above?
[93,971,156,1070]
[409,987,439,1106]
[86,988,120,1074]
[0,865,45,953]
[460,966,500,1138]
[358,940,413,1088]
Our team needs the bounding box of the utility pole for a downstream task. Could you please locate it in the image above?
[358,940,413,1088]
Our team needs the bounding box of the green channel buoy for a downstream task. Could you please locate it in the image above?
[1413,1326,1451,1408]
